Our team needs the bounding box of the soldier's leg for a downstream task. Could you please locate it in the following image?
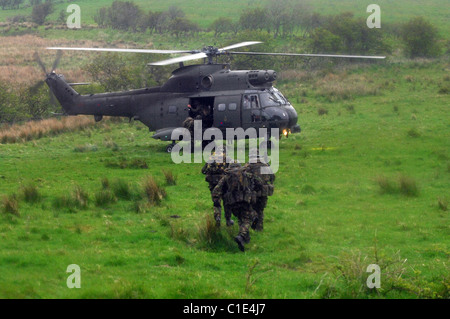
[224,205,234,226]
[209,182,221,226]
[213,205,221,227]
[231,205,247,252]
[252,197,267,231]
[237,204,256,244]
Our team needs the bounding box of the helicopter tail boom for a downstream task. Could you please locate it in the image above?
[45,73,80,115]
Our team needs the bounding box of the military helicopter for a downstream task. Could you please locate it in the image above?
[39,41,385,152]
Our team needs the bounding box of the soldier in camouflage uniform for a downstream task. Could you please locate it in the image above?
[212,163,264,252]
[201,147,235,227]
[182,116,195,147]
[244,148,275,231]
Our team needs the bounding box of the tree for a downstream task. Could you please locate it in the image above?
[1,0,24,10]
[309,27,341,53]
[169,17,200,38]
[94,7,108,28]
[400,17,441,58]
[84,53,141,91]
[94,1,143,31]
[108,1,143,32]
[310,12,387,55]
[267,0,311,38]
[167,5,184,20]
[239,8,268,32]
[210,17,233,37]
[31,2,53,25]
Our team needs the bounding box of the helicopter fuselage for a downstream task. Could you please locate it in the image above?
[46,63,300,143]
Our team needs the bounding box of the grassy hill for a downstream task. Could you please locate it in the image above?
[0,59,448,298]
[0,0,449,36]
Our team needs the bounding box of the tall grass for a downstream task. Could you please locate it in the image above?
[94,189,117,207]
[1,194,19,216]
[52,185,89,212]
[0,116,95,144]
[142,176,166,205]
[162,169,177,186]
[376,174,419,197]
[314,73,381,101]
[111,178,135,201]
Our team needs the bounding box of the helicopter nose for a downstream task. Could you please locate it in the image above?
[283,105,298,128]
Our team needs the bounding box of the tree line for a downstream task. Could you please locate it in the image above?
[93,0,443,57]
[2,0,444,58]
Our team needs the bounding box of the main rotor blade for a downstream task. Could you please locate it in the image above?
[148,52,208,66]
[47,47,193,54]
[219,41,263,51]
[230,52,386,59]
[52,50,63,72]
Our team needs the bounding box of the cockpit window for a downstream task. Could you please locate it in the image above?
[272,88,289,104]
[260,92,284,107]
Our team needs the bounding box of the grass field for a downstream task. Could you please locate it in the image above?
[0,58,448,298]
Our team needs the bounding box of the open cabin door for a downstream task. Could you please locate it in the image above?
[241,93,265,130]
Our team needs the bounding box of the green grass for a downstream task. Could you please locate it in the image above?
[0,59,449,298]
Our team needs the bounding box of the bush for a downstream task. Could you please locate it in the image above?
[317,107,328,116]
[376,175,397,195]
[398,175,419,197]
[31,2,53,25]
[309,12,388,55]
[20,183,41,203]
[1,194,19,216]
[400,17,441,58]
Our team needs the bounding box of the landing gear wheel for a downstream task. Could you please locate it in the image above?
[166,142,175,153]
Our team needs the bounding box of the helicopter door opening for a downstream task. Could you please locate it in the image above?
[242,94,263,129]
[188,97,214,129]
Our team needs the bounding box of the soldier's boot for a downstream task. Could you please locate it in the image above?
[226,218,234,226]
[234,235,246,252]
[213,206,221,227]
[253,220,263,231]
[251,212,264,231]
[251,218,259,230]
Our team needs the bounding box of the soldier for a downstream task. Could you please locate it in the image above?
[244,148,275,231]
[201,147,235,227]
[212,163,264,252]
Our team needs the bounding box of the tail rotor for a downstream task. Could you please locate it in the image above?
[32,50,64,108]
